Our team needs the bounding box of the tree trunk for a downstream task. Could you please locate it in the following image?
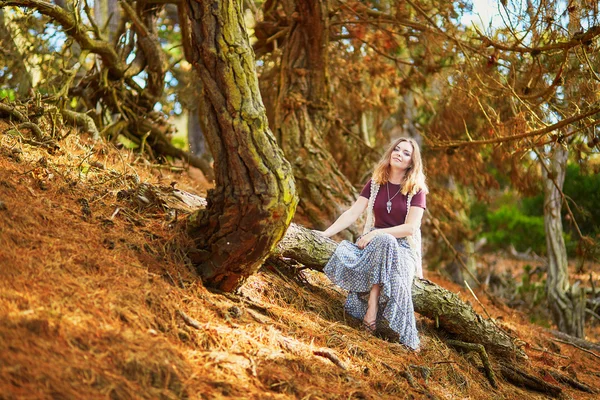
[187,106,214,181]
[184,0,297,292]
[542,145,585,337]
[271,0,359,235]
[94,0,121,43]
[0,10,33,97]
[272,224,526,359]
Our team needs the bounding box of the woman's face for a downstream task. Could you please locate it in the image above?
[390,141,413,171]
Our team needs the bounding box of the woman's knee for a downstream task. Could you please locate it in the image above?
[371,233,397,246]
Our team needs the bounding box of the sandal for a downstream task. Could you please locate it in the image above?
[362,320,377,334]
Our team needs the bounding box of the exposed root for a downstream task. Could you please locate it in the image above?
[0,102,27,121]
[15,122,45,141]
[399,367,419,388]
[447,339,498,389]
[61,109,100,140]
[553,338,600,360]
[499,362,562,398]
[542,369,597,394]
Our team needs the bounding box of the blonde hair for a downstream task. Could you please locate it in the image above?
[372,137,428,195]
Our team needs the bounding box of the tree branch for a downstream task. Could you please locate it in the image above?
[0,0,126,77]
[271,223,527,359]
[429,104,600,150]
[476,25,600,54]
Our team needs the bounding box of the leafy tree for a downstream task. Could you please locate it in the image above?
[426,0,600,337]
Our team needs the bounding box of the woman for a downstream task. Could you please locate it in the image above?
[317,137,427,350]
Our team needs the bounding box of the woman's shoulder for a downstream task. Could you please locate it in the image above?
[414,185,429,196]
[360,179,374,198]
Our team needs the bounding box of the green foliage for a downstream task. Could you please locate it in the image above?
[520,195,544,217]
[482,204,547,254]
[521,163,600,233]
[0,89,16,101]
[563,163,600,235]
[471,161,600,257]
[170,136,188,151]
[117,135,139,150]
[473,200,581,256]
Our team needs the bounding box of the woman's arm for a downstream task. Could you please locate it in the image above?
[356,206,424,248]
[319,196,369,238]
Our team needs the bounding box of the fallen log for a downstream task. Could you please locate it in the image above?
[271,223,527,360]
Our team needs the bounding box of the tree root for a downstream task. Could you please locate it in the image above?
[133,117,214,178]
[15,122,45,141]
[380,362,440,399]
[61,109,100,140]
[0,102,27,122]
[541,369,597,394]
[498,362,562,398]
[177,309,203,330]
[447,339,498,389]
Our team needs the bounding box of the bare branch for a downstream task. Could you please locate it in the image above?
[0,0,126,77]
[430,104,600,150]
[477,25,600,54]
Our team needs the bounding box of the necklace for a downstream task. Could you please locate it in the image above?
[386,182,402,213]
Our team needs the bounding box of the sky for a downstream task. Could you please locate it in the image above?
[461,0,500,29]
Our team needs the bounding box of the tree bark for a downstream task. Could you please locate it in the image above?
[269,0,360,235]
[0,9,33,97]
[93,0,121,43]
[187,106,214,181]
[272,224,527,359]
[542,145,585,337]
[184,0,297,292]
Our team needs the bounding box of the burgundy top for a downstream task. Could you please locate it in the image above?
[360,179,426,229]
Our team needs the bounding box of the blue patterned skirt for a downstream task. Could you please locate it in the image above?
[324,233,420,349]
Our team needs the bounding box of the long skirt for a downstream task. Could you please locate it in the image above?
[324,233,420,350]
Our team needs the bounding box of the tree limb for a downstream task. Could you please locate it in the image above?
[476,25,600,54]
[271,223,527,359]
[429,103,600,150]
[0,0,126,78]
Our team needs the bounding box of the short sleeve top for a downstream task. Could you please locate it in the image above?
[360,179,426,229]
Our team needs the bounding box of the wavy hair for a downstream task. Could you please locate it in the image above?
[372,137,428,195]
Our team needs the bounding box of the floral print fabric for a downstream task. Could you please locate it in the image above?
[324,232,420,349]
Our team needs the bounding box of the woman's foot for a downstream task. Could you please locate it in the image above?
[363,284,380,334]
[362,319,377,333]
[363,304,378,334]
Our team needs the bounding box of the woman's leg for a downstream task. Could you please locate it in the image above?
[364,284,381,324]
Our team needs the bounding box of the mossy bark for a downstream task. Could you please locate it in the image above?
[184,0,297,292]
[271,0,359,235]
[272,224,527,359]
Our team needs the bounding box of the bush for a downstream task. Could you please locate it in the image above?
[483,204,547,254]
[563,163,600,235]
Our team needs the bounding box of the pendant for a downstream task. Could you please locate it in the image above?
[386,200,392,213]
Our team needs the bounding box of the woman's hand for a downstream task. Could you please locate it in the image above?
[356,230,380,249]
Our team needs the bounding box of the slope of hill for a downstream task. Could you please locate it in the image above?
[1,120,599,399]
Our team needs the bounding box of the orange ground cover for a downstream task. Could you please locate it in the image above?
[1,121,599,399]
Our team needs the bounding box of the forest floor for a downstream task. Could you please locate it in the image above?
[1,120,600,399]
